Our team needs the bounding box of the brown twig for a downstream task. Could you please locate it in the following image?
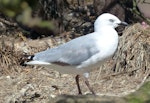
[0,18,18,27]
[101,68,141,80]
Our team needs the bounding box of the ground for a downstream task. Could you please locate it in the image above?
[0,21,150,103]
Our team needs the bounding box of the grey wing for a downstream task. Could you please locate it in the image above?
[57,46,99,65]
[32,36,99,65]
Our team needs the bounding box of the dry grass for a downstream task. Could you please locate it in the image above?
[0,23,150,103]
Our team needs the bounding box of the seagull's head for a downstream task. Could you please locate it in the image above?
[94,13,128,31]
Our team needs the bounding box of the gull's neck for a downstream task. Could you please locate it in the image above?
[94,25,116,33]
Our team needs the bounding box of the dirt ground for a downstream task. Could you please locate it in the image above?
[0,23,150,103]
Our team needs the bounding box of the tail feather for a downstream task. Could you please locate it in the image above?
[20,54,35,66]
[25,60,51,65]
[21,54,51,66]
[27,55,34,60]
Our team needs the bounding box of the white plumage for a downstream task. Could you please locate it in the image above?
[25,13,128,94]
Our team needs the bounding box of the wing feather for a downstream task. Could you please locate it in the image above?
[32,33,100,65]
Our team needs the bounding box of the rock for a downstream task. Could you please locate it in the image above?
[137,0,150,18]
[23,0,126,37]
[49,95,126,103]
[93,0,125,20]
[0,22,6,32]
[49,81,150,103]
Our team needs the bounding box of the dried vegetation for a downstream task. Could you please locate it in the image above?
[0,23,150,103]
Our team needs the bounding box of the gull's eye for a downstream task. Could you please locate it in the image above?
[109,19,114,22]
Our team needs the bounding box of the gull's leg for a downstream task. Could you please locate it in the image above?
[75,75,82,95]
[83,73,95,95]
[84,76,95,95]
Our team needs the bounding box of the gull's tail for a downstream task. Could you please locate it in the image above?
[21,54,50,66]
[20,54,34,66]
[25,60,50,65]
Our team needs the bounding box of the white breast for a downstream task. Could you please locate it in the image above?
[95,26,119,58]
[77,26,119,72]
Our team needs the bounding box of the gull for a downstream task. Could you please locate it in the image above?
[25,13,128,95]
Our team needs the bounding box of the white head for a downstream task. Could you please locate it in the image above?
[94,13,128,32]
